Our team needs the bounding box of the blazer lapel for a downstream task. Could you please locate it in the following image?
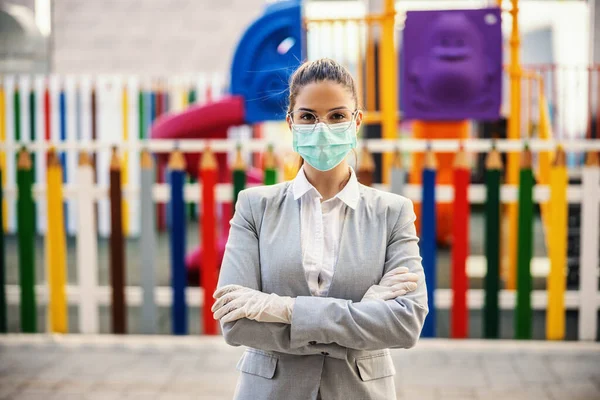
[280,186,313,297]
[325,198,358,300]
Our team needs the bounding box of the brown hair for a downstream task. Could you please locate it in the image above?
[287,58,360,173]
[288,58,359,113]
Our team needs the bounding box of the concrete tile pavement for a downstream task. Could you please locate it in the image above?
[0,335,598,400]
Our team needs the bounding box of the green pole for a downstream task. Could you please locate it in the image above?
[188,89,198,221]
[29,90,35,142]
[29,90,36,232]
[188,89,197,105]
[138,90,145,140]
[515,148,534,340]
[17,148,36,333]
[232,145,246,215]
[188,179,197,220]
[264,169,277,185]
[14,87,20,142]
[264,145,277,185]
[484,147,502,339]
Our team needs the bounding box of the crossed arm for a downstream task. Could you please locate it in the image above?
[215,190,428,359]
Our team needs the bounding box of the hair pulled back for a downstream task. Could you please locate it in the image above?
[287,58,358,113]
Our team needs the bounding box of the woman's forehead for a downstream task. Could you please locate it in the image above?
[294,81,354,112]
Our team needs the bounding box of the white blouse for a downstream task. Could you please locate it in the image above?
[291,165,360,297]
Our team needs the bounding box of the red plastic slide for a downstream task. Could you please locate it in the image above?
[152,95,245,181]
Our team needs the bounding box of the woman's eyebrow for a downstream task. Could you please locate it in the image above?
[296,106,350,112]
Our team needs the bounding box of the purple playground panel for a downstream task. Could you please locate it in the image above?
[401,8,503,121]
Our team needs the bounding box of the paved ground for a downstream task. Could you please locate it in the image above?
[1,335,599,400]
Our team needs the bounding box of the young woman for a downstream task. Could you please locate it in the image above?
[212,58,428,400]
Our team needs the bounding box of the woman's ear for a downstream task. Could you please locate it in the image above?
[355,110,363,133]
[286,114,293,131]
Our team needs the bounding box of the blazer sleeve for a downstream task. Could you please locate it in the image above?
[217,189,349,360]
[289,197,429,351]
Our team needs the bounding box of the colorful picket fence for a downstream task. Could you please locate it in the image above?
[0,138,599,341]
[0,74,227,237]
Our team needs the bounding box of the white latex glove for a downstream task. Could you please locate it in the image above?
[212,284,295,324]
[361,267,419,302]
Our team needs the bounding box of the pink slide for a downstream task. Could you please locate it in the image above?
[151,95,264,285]
[152,95,244,181]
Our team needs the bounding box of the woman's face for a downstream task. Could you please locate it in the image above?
[287,81,362,133]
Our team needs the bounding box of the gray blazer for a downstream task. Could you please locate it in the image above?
[217,181,428,400]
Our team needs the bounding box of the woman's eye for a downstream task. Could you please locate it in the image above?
[331,113,347,120]
[300,113,315,121]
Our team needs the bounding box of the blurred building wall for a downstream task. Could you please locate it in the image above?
[51,0,265,75]
[1,0,266,75]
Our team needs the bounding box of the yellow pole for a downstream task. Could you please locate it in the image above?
[505,0,522,290]
[546,146,567,340]
[525,74,531,136]
[356,22,364,108]
[121,84,129,236]
[379,0,398,185]
[0,81,6,233]
[181,81,189,109]
[536,74,553,253]
[283,153,300,181]
[46,149,68,333]
[365,21,376,113]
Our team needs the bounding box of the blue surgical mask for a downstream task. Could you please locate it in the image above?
[292,121,357,171]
